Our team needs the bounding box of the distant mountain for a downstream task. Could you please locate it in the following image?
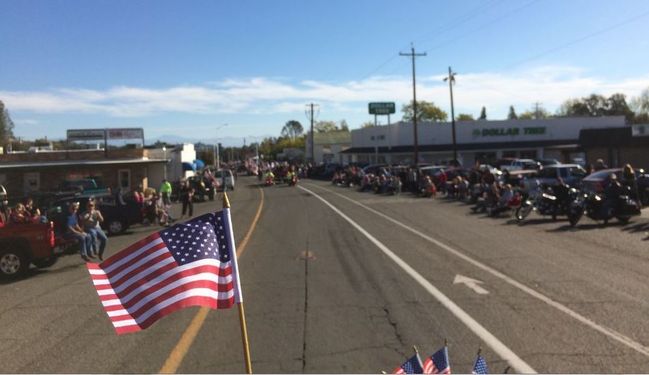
[151,134,274,147]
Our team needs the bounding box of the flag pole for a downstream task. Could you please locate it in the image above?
[223,192,253,374]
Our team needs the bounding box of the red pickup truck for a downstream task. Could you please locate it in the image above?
[0,222,60,279]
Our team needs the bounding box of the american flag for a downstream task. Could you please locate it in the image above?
[472,355,488,375]
[423,346,451,374]
[393,353,424,374]
[87,210,242,334]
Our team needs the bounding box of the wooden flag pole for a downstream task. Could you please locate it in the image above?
[223,192,253,374]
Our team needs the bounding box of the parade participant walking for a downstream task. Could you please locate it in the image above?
[160,179,172,206]
[180,180,194,218]
[81,200,108,260]
[66,202,93,261]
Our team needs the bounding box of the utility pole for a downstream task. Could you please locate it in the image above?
[400,45,426,166]
[444,66,458,164]
[305,103,319,163]
[533,102,543,119]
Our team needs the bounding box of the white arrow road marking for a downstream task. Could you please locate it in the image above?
[454,274,489,295]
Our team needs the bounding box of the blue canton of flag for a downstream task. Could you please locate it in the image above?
[423,346,451,374]
[393,353,424,374]
[160,212,231,265]
[472,355,488,375]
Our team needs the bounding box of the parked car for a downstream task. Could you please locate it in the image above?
[46,194,142,236]
[500,159,541,171]
[521,164,588,193]
[59,178,110,197]
[538,158,561,166]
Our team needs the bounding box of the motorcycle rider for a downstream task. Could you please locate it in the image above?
[602,173,624,218]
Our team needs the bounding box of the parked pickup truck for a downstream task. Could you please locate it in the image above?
[0,222,60,279]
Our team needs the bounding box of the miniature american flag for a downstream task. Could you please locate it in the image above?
[87,210,242,334]
[393,353,425,374]
[423,346,451,374]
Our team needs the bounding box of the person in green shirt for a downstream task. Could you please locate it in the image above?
[160,179,172,206]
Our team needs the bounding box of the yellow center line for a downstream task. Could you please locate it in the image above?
[159,187,265,374]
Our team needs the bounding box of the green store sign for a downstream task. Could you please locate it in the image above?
[472,127,546,137]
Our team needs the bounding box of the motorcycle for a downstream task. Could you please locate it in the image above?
[567,187,641,226]
[288,174,298,187]
[515,184,579,222]
[264,175,275,186]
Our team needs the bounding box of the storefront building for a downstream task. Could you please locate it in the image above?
[343,116,627,166]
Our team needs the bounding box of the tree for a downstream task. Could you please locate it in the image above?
[0,100,15,148]
[478,106,487,120]
[339,119,349,131]
[631,87,649,114]
[507,105,518,120]
[401,100,448,122]
[361,121,375,128]
[558,93,634,122]
[314,120,339,133]
[281,120,304,139]
[456,113,474,121]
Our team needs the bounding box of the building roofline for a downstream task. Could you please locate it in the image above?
[0,158,167,170]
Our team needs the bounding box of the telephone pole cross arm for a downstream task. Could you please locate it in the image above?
[400,45,426,166]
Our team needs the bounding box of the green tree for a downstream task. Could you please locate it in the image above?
[558,93,634,122]
[478,106,487,120]
[401,100,448,122]
[456,113,475,121]
[314,120,339,133]
[507,105,518,120]
[0,100,15,148]
[361,121,375,128]
[281,120,304,139]
[339,119,349,131]
[631,87,649,114]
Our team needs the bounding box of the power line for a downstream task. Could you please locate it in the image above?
[421,0,540,54]
[502,7,649,70]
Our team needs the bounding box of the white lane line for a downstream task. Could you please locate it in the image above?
[299,185,536,374]
[306,183,649,359]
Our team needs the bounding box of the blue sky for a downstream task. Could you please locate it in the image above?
[2,0,649,145]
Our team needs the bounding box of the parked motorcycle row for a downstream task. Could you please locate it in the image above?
[328,163,645,228]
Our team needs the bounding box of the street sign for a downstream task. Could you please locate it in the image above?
[368,102,396,115]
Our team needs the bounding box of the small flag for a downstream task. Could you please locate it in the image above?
[423,346,451,374]
[472,355,489,375]
[87,210,242,334]
[393,353,425,374]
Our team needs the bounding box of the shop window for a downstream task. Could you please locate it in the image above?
[23,172,40,193]
[520,150,538,159]
[502,151,517,158]
[118,169,131,191]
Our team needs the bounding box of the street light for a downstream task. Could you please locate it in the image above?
[214,123,228,169]
[444,67,458,164]
[162,146,167,180]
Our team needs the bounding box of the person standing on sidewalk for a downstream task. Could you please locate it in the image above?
[160,179,172,206]
[179,180,194,219]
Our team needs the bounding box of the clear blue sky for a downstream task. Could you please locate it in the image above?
[2,0,649,145]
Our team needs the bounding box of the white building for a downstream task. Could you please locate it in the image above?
[146,143,197,187]
[343,116,627,166]
[305,130,351,164]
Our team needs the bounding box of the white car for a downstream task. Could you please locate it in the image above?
[215,169,235,191]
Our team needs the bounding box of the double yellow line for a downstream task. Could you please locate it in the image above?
[160,187,265,374]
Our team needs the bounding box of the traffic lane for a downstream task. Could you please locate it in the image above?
[309,181,649,347]
[177,180,504,373]
[303,181,649,372]
[0,185,261,373]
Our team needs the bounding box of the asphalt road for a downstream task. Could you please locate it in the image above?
[2,176,649,373]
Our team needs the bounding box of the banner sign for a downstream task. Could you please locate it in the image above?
[67,129,106,141]
[107,128,144,140]
[67,128,144,141]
